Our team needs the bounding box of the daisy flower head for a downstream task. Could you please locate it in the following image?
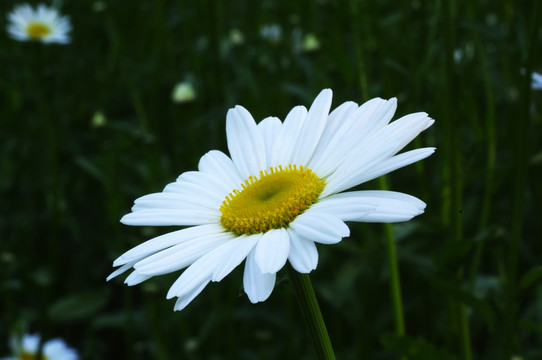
[7,3,71,44]
[2,333,79,360]
[108,89,435,311]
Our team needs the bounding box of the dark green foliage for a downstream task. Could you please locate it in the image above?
[0,0,541,359]
[381,334,458,360]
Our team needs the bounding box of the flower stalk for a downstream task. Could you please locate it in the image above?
[379,178,406,340]
[287,265,336,360]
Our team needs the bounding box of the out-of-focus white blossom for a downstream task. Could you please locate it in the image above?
[172,82,196,103]
[532,72,542,90]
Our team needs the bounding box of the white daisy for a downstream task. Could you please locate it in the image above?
[2,333,78,360]
[532,72,542,90]
[7,3,71,44]
[108,89,435,311]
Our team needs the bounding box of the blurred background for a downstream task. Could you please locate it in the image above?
[1,0,541,359]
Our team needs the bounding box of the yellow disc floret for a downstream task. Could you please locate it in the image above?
[26,22,51,39]
[220,164,325,236]
[21,351,49,360]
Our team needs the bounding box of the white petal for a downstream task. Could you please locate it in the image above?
[226,105,267,179]
[310,98,397,177]
[124,270,152,286]
[356,191,426,222]
[176,171,233,201]
[243,249,276,303]
[211,234,261,281]
[353,97,398,136]
[376,112,434,153]
[315,191,426,223]
[290,212,349,244]
[120,208,219,226]
[166,255,216,299]
[112,224,224,266]
[355,147,436,185]
[197,150,243,191]
[310,194,376,220]
[161,170,231,208]
[291,89,333,165]
[269,105,307,166]
[131,192,217,212]
[257,116,283,164]
[135,232,233,275]
[308,100,359,161]
[166,236,248,299]
[287,229,318,273]
[254,228,290,274]
[173,279,210,311]
[323,112,434,196]
[107,261,137,281]
[162,182,223,208]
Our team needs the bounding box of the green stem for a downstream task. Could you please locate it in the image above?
[379,177,406,338]
[386,229,406,336]
[287,265,336,360]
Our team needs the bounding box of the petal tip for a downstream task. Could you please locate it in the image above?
[321,88,333,96]
[313,89,333,105]
[112,258,125,267]
[119,214,132,225]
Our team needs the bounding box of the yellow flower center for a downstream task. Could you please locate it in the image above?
[26,22,51,39]
[220,164,325,235]
[21,351,49,360]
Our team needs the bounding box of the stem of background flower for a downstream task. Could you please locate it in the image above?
[287,265,336,360]
[126,79,151,134]
[348,0,369,100]
[466,0,496,292]
[505,1,540,356]
[37,44,58,360]
[440,1,471,358]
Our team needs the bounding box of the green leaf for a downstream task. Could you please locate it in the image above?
[48,290,109,322]
[424,273,496,329]
[519,266,542,291]
[434,239,474,268]
[74,156,109,189]
[91,312,130,329]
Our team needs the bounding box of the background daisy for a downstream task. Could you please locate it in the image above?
[2,333,78,360]
[6,3,71,44]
